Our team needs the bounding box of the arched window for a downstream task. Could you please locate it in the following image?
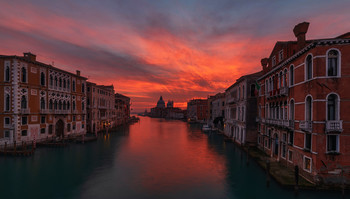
[306,55,312,80]
[289,65,294,86]
[59,100,62,110]
[242,85,245,99]
[40,97,45,109]
[279,71,282,88]
[5,94,10,111]
[82,102,85,111]
[40,72,45,86]
[63,79,66,89]
[55,77,58,87]
[50,75,53,86]
[305,96,312,121]
[327,50,339,76]
[21,95,27,109]
[73,80,76,91]
[5,66,10,82]
[250,84,255,97]
[283,69,288,87]
[265,79,268,93]
[54,100,57,110]
[82,83,85,93]
[21,67,27,82]
[63,101,66,110]
[73,101,76,110]
[67,80,70,89]
[59,78,62,88]
[327,94,339,120]
[67,101,70,110]
[49,99,53,110]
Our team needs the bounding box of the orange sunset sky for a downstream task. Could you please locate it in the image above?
[1,0,350,112]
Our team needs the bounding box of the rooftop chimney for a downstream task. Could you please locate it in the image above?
[293,22,309,50]
[23,52,36,62]
[261,58,269,72]
[76,70,80,76]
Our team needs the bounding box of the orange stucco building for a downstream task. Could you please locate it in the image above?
[0,52,87,146]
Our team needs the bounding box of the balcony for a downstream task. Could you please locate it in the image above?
[279,87,288,96]
[299,121,312,132]
[325,120,343,133]
[54,110,70,114]
[20,108,30,114]
[40,109,51,114]
[226,97,238,104]
[288,120,295,130]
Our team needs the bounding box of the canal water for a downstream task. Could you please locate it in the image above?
[0,116,346,199]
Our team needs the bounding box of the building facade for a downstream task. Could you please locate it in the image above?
[0,52,87,145]
[187,99,208,122]
[256,22,350,184]
[86,82,116,133]
[115,93,131,125]
[208,93,225,130]
[224,72,261,145]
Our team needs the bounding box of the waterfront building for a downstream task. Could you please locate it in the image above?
[256,22,350,184]
[167,100,174,108]
[86,82,116,133]
[187,99,208,122]
[115,93,131,125]
[149,96,183,119]
[208,93,225,130]
[0,52,87,145]
[224,71,262,145]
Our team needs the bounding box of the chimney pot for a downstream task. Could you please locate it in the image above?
[23,52,36,62]
[293,22,310,50]
[76,70,80,76]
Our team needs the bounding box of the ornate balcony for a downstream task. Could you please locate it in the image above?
[288,120,295,130]
[20,108,30,114]
[279,87,289,96]
[299,121,312,132]
[325,120,343,133]
[54,110,70,114]
[40,109,51,114]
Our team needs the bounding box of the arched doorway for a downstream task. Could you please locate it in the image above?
[273,133,279,156]
[56,119,65,137]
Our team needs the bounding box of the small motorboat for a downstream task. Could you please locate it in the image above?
[202,124,211,131]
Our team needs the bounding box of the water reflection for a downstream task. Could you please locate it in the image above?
[0,116,347,199]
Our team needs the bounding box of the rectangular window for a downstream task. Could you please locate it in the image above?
[327,135,339,153]
[48,125,53,134]
[73,116,76,121]
[288,150,293,162]
[22,116,27,125]
[21,130,27,136]
[4,117,11,125]
[279,50,283,61]
[67,124,71,132]
[304,133,312,151]
[73,124,76,130]
[82,124,84,129]
[272,56,276,67]
[4,130,10,138]
[41,116,46,124]
[40,128,45,134]
[303,156,312,173]
[288,131,294,145]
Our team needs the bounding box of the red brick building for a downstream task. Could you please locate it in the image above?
[256,22,350,184]
[187,99,208,122]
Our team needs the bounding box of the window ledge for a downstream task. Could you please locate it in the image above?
[326,152,340,155]
[303,148,311,153]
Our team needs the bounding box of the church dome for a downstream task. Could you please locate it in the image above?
[157,96,165,108]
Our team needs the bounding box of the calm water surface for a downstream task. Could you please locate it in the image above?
[0,116,347,199]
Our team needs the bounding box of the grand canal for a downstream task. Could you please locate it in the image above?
[0,116,346,199]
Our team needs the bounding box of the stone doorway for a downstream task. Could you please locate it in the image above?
[56,119,65,137]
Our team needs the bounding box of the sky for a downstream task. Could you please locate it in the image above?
[1,0,350,112]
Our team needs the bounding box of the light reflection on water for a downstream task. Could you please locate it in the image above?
[0,116,347,199]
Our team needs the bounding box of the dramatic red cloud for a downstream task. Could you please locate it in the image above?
[1,1,350,112]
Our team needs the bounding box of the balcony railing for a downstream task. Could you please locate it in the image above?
[325,120,343,132]
[279,87,288,96]
[299,121,312,132]
[20,108,30,114]
[54,110,70,114]
[40,109,51,114]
